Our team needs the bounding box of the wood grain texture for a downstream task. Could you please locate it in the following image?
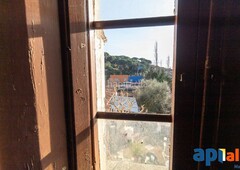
[68,0,93,169]
[173,0,208,169]
[0,1,41,169]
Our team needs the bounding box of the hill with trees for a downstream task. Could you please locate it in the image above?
[105,52,152,79]
[105,52,172,84]
[104,52,173,113]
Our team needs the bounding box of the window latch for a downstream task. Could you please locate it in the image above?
[179,73,184,82]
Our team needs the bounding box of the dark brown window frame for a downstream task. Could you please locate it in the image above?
[90,14,176,124]
[58,0,210,170]
[89,10,176,170]
[91,16,176,124]
[96,112,172,122]
[91,16,175,29]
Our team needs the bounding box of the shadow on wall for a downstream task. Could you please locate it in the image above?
[25,0,68,169]
[0,1,41,169]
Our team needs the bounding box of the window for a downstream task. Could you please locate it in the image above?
[59,0,206,169]
[88,0,176,169]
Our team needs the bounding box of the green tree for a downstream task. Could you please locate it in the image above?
[134,79,171,113]
[145,66,172,86]
[104,52,152,77]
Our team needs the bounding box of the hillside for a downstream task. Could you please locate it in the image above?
[104,52,172,83]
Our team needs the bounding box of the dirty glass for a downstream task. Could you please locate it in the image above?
[98,119,171,170]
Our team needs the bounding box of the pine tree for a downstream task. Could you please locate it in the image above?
[167,56,170,68]
[154,41,158,66]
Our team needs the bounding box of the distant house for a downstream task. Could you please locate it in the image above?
[108,75,129,84]
[109,96,139,113]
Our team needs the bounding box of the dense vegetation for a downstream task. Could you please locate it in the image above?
[105,52,152,79]
[105,52,173,113]
[134,79,172,113]
[105,52,172,84]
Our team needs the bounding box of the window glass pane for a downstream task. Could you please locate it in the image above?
[94,0,175,21]
[98,119,171,170]
[94,26,174,114]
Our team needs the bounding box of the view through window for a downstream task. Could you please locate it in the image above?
[91,0,176,169]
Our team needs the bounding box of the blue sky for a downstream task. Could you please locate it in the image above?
[98,0,175,67]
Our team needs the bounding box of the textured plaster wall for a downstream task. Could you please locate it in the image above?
[0,0,68,169]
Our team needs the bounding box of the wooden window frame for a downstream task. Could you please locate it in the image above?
[91,16,175,29]
[57,0,210,170]
[90,9,176,120]
[89,8,176,170]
